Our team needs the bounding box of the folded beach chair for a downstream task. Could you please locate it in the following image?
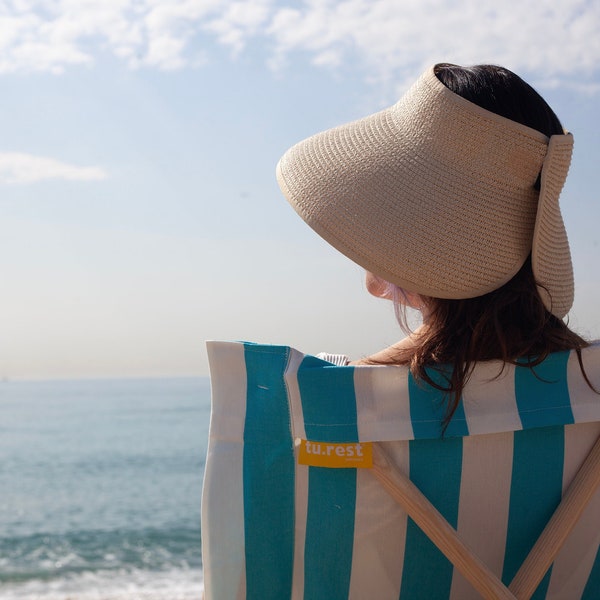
[201,341,600,599]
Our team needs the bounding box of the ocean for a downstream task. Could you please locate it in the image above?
[0,377,210,599]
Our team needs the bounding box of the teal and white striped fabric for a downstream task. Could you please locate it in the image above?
[202,341,600,600]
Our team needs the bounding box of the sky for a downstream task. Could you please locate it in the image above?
[0,0,598,379]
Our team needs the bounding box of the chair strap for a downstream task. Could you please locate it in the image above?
[371,434,600,600]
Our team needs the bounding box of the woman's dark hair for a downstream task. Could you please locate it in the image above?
[434,63,564,140]
[370,63,592,428]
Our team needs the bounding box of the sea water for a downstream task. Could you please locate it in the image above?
[0,377,210,599]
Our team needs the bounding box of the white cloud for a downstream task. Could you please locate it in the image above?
[0,153,107,184]
[0,0,597,91]
[140,1,220,69]
[266,0,600,91]
[204,0,273,55]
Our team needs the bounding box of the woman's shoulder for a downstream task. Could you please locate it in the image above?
[350,329,426,366]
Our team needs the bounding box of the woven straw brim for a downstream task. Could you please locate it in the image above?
[532,134,574,318]
[277,66,574,317]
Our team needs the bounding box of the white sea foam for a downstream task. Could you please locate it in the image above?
[1,567,203,600]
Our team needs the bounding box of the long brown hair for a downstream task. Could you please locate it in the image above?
[369,64,593,425]
[394,258,590,425]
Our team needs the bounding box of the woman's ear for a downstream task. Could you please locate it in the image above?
[365,272,393,299]
[365,272,422,305]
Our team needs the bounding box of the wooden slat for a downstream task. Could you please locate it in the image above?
[372,435,600,600]
[371,444,517,600]
[509,435,600,598]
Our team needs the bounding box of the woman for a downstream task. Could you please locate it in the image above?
[277,63,593,424]
[202,64,600,600]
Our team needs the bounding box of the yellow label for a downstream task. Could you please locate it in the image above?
[296,439,373,468]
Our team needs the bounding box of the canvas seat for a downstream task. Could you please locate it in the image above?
[201,341,600,600]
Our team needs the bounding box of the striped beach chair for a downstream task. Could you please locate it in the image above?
[201,341,600,599]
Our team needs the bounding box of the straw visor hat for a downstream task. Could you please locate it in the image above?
[276,65,574,318]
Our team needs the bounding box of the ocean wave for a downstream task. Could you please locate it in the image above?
[1,567,203,600]
[0,526,202,586]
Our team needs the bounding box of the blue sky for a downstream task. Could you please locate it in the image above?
[0,0,598,379]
